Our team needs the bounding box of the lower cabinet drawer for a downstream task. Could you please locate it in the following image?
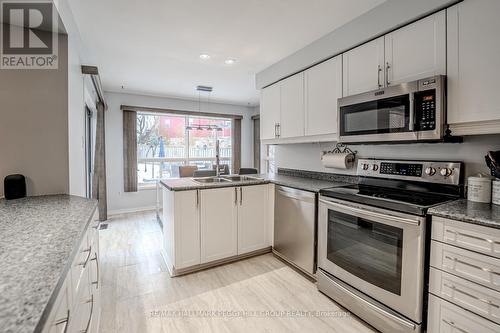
[430,241,500,292]
[42,277,70,333]
[430,267,500,324]
[428,294,500,333]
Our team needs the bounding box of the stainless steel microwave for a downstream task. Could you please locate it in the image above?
[338,75,446,143]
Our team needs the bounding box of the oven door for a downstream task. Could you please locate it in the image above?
[318,196,426,323]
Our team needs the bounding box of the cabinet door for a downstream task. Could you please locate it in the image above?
[384,11,446,86]
[200,187,238,263]
[260,83,281,140]
[305,56,342,137]
[343,37,385,96]
[238,185,269,255]
[280,72,305,138]
[174,190,201,269]
[447,1,500,126]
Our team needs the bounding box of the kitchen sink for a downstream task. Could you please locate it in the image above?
[192,177,230,184]
[221,175,262,182]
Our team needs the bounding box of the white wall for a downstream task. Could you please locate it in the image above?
[104,91,256,214]
[273,135,500,179]
[0,28,69,197]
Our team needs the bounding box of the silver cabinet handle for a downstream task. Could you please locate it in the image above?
[91,252,99,289]
[196,190,199,208]
[385,62,391,86]
[377,64,382,88]
[54,309,70,333]
[234,187,238,205]
[442,319,469,333]
[80,295,94,333]
[443,282,500,308]
[274,123,278,138]
[78,247,92,268]
[240,187,243,205]
[446,229,500,245]
[444,255,500,276]
[276,123,281,138]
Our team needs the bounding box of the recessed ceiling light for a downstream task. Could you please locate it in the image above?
[224,58,237,65]
[199,54,211,60]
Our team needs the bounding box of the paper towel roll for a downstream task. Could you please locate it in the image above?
[321,153,355,169]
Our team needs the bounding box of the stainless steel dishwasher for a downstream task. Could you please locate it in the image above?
[273,185,316,276]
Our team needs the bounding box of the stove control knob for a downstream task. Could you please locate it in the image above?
[440,168,453,177]
[371,164,379,171]
[425,167,436,176]
[362,163,370,170]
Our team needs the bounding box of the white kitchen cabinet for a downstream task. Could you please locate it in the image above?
[305,55,342,137]
[428,294,500,333]
[237,185,269,255]
[200,187,238,263]
[342,37,385,96]
[43,215,100,333]
[384,11,446,86]
[162,188,201,270]
[280,72,305,138]
[447,1,500,134]
[260,83,281,140]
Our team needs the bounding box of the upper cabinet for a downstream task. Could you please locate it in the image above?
[447,0,500,135]
[260,83,281,140]
[343,11,446,97]
[343,37,385,96]
[305,55,342,137]
[280,73,305,139]
[385,11,446,85]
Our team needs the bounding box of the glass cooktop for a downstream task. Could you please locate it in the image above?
[320,184,455,216]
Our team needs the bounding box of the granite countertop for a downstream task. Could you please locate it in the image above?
[0,195,98,333]
[160,176,269,191]
[160,172,354,193]
[429,199,500,229]
[264,173,350,192]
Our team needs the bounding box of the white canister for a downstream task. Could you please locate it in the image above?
[467,175,493,203]
[493,179,500,206]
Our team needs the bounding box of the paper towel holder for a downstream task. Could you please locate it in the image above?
[322,143,357,157]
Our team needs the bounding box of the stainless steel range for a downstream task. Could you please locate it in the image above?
[317,158,463,333]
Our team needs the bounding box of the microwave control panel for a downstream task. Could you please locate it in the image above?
[414,89,436,131]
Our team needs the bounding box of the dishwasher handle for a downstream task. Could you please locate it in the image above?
[276,187,315,203]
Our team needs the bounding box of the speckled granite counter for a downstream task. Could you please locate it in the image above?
[0,195,97,333]
[160,170,356,193]
[429,199,500,229]
[264,173,351,192]
[160,176,269,191]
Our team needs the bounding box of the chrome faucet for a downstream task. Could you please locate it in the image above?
[215,139,220,177]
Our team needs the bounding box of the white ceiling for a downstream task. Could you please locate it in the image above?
[68,0,385,106]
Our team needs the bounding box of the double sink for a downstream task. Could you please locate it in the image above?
[193,175,262,184]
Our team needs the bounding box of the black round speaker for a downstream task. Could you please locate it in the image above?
[4,174,26,200]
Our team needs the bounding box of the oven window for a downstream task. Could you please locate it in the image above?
[327,210,403,295]
[340,95,410,136]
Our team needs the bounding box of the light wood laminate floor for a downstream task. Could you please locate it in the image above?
[99,211,376,333]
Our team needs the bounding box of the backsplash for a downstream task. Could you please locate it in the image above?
[274,134,500,180]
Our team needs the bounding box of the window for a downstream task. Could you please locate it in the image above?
[264,145,276,174]
[137,112,233,185]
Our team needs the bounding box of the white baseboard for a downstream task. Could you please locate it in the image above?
[108,206,156,216]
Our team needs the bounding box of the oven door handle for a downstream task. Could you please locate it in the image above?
[319,198,421,226]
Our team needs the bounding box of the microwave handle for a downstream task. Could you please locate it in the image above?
[409,96,415,131]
